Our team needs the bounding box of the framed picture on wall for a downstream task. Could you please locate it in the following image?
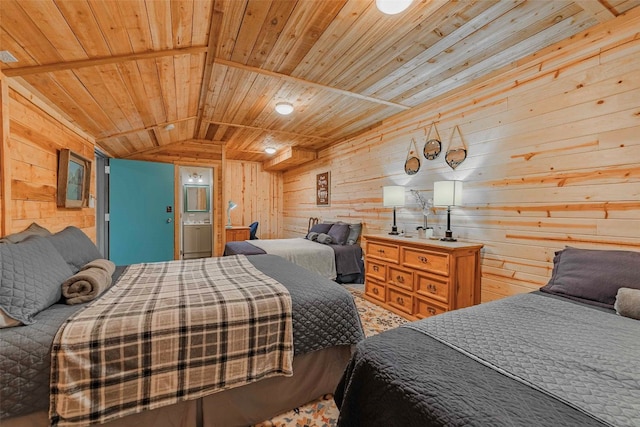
[316,171,330,206]
[57,149,91,208]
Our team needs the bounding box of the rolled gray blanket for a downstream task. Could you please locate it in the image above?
[614,287,640,320]
[62,259,115,305]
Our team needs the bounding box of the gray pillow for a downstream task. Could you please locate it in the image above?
[327,223,350,245]
[0,222,51,244]
[306,231,319,241]
[0,236,73,325]
[540,247,640,309]
[45,226,103,273]
[338,221,363,245]
[309,223,333,235]
[316,233,333,244]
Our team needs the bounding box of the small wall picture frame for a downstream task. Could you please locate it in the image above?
[316,171,330,206]
[57,149,91,208]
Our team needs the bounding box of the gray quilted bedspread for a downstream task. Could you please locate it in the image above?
[0,255,364,420]
[406,293,640,427]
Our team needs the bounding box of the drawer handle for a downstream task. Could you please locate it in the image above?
[377,249,386,254]
[418,256,428,264]
[427,307,436,315]
[396,297,404,305]
[427,284,437,293]
[373,265,379,272]
[373,288,379,295]
[396,275,405,283]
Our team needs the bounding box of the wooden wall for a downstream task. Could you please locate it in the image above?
[0,75,96,240]
[283,10,640,302]
[225,160,283,239]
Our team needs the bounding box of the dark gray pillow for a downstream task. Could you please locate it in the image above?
[306,231,319,241]
[540,247,640,309]
[316,233,333,244]
[0,222,51,244]
[309,223,332,235]
[45,226,103,274]
[0,236,73,325]
[327,223,350,245]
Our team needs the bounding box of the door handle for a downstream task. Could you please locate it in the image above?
[167,218,173,223]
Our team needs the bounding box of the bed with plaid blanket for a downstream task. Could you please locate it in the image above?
[49,255,293,427]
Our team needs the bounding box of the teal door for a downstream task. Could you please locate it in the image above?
[109,159,175,265]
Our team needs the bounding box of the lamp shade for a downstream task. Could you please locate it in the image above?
[433,181,463,207]
[383,186,405,207]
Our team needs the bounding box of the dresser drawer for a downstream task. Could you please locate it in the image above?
[366,241,399,263]
[388,265,413,292]
[387,286,413,315]
[402,247,449,276]
[414,297,447,319]
[365,259,386,281]
[365,279,386,302]
[415,272,449,304]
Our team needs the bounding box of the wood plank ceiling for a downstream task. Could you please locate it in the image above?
[1,0,639,169]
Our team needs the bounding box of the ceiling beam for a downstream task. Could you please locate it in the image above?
[576,0,616,23]
[123,139,225,159]
[95,116,197,142]
[2,46,208,77]
[214,58,412,111]
[204,120,330,141]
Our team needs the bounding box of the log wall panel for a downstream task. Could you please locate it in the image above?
[2,87,96,240]
[224,160,283,240]
[283,12,640,303]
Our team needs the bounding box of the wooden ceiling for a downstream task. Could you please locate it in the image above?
[2,0,639,169]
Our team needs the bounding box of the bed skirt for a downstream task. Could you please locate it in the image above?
[3,345,352,427]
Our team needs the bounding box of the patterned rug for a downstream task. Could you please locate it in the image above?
[253,286,408,427]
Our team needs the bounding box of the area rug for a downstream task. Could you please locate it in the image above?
[253,286,408,427]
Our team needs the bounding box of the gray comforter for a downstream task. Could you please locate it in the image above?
[1,255,364,420]
[336,292,639,427]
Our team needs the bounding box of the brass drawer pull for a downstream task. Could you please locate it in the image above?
[427,307,436,315]
[396,275,404,283]
[377,249,386,254]
[418,256,428,264]
[427,284,437,293]
[396,297,404,305]
[373,288,379,295]
[373,265,379,272]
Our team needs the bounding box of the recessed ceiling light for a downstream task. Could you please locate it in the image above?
[376,0,412,15]
[265,147,277,154]
[275,102,294,115]
[164,123,175,131]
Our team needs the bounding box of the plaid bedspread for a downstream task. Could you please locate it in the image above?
[49,255,293,426]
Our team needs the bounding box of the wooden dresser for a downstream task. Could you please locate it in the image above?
[363,234,483,321]
[225,226,251,242]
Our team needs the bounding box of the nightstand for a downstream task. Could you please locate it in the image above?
[226,226,250,242]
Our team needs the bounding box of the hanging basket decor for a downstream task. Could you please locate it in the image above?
[404,138,421,175]
[444,125,467,170]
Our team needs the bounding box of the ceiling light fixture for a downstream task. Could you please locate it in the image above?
[265,147,277,154]
[275,102,294,115]
[376,0,413,15]
[164,123,175,131]
[0,50,18,63]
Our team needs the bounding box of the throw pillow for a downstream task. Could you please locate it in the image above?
[45,226,104,273]
[540,247,640,309]
[327,223,350,245]
[0,236,74,326]
[309,223,333,235]
[306,231,319,241]
[0,222,52,244]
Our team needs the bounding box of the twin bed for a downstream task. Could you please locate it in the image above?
[335,246,640,426]
[0,226,364,427]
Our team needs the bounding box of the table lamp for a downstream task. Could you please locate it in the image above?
[383,186,405,235]
[433,181,462,241]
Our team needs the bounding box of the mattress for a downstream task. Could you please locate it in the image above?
[0,255,364,422]
[335,292,639,427]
